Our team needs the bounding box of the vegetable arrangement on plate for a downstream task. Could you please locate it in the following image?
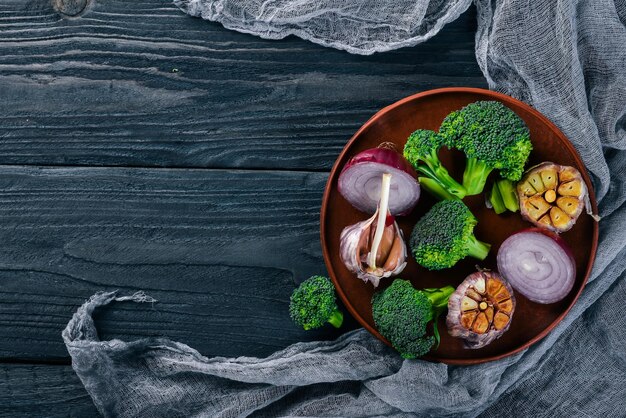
[291,99,598,360]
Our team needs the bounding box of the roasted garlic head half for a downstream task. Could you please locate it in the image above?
[447,271,515,349]
[517,162,587,233]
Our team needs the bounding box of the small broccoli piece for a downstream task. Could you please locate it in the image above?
[404,129,467,200]
[289,275,343,330]
[489,178,519,214]
[372,279,454,359]
[410,200,491,270]
[439,101,532,195]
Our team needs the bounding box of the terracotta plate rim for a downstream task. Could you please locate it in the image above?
[320,87,599,365]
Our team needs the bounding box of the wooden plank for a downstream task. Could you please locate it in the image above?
[0,364,98,418]
[0,0,484,170]
[0,166,360,361]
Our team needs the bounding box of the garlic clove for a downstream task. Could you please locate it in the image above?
[492,285,511,303]
[540,168,558,189]
[474,276,486,294]
[493,312,511,330]
[465,288,483,302]
[557,180,583,197]
[375,222,396,266]
[518,180,537,196]
[556,196,580,216]
[526,195,551,218]
[472,312,489,334]
[484,306,494,324]
[537,214,552,228]
[549,206,571,229]
[486,277,502,296]
[461,296,479,311]
[461,310,478,329]
[527,173,546,193]
[559,167,579,182]
[382,236,405,271]
[497,298,514,314]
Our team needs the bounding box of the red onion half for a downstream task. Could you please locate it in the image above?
[497,228,576,304]
[338,145,420,215]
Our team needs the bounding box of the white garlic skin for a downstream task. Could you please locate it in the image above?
[339,211,407,288]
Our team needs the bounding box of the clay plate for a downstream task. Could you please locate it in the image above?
[320,87,598,364]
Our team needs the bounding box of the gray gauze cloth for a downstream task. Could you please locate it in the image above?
[63,0,626,416]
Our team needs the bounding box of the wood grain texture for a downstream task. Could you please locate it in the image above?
[0,166,365,361]
[0,0,484,170]
[0,364,98,417]
[0,0,484,413]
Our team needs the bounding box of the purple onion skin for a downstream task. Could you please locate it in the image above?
[338,147,420,216]
[447,271,516,349]
[343,147,418,178]
[497,228,576,304]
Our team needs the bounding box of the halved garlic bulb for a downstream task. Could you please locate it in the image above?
[517,162,587,233]
[339,173,407,287]
[446,270,515,349]
[339,210,407,287]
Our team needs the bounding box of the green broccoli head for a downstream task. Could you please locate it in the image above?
[289,275,343,330]
[439,101,532,194]
[404,129,445,165]
[410,200,490,270]
[404,129,467,200]
[372,279,454,359]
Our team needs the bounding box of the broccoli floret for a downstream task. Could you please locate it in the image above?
[410,200,490,270]
[439,101,532,195]
[488,178,519,214]
[372,279,454,359]
[404,129,467,200]
[289,275,343,330]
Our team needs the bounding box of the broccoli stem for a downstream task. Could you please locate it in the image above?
[466,235,491,260]
[463,157,493,195]
[421,286,455,348]
[422,152,467,199]
[327,309,344,328]
[418,177,458,201]
[422,286,455,310]
[368,172,392,270]
[496,179,519,212]
[489,181,507,214]
[417,164,466,200]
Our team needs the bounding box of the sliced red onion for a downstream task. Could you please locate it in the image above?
[338,145,420,215]
[497,228,576,304]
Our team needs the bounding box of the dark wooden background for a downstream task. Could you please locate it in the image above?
[0,0,485,415]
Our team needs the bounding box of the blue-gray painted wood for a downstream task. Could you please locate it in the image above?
[0,0,484,170]
[0,364,98,418]
[0,166,358,361]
